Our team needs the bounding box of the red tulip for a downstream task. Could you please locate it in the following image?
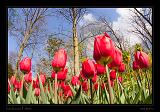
[110,80,114,87]
[95,63,106,76]
[93,32,115,65]
[101,82,106,90]
[134,51,141,61]
[108,48,122,69]
[79,70,87,81]
[92,74,97,83]
[33,74,46,88]
[118,76,123,83]
[24,71,32,83]
[82,81,88,92]
[8,82,10,93]
[39,74,46,85]
[33,79,39,88]
[59,81,66,89]
[34,88,40,96]
[19,57,31,73]
[118,63,125,72]
[59,91,63,97]
[110,70,116,80]
[82,59,96,79]
[10,76,16,85]
[51,68,68,81]
[135,51,149,69]
[133,60,139,70]
[94,83,98,91]
[63,85,73,98]
[64,89,73,98]
[51,49,67,72]
[14,80,23,91]
[71,76,81,86]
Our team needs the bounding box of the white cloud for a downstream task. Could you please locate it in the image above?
[112,8,143,47]
[79,13,97,26]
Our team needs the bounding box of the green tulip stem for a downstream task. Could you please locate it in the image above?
[145,70,151,95]
[106,65,114,104]
[90,79,93,104]
[55,73,57,104]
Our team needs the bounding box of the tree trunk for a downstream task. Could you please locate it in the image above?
[72,8,80,76]
[14,31,30,77]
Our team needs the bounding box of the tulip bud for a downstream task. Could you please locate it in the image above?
[63,85,73,98]
[51,68,68,81]
[108,48,122,69]
[34,88,40,96]
[14,80,23,91]
[118,63,125,73]
[10,76,16,85]
[82,81,88,92]
[71,76,81,86]
[118,76,123,83]
[110,70,116,80]
[133,60,139,70]
[24,71,32,83]
[82,59,96,79]
[134,51,149,69]
[51,49,67,72]
[93,32,115,65]
[8,82,10,93]
[19,57,31,74]
[110,80,114,87]
[91,74,97,83]
[94,83,98,91]
[95,63,106,76]
[101,82,106,90]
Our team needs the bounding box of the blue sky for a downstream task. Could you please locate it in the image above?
[8,8,119,54]
[8,8,120,77]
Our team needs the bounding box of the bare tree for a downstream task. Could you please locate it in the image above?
[8,8,55,77]
[130,8,152,51]
[57,8,87,76]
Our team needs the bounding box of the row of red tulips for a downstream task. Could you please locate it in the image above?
[8,32,151,104]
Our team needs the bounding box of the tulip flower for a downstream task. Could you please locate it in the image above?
[51,68,68,81]
[71,76,81,86]
[82,59,96,79]
[133,60,139,70]
[14,80,23,91]
[110,70,116,80]
[8,82,10,93]
[93,32,115,65]
[51,49,67,72]
[63,85,73,98]
[101,82,106,90]
[59,81,66,89]
[95,63,106,76]
[10,76,16,85]
[34,88,40,97]
[79,70,87,81]
[94,83,98,91]
[33,74,46,88]
[39,74,46,85]
[110,80,114,87]
[92,74,97,83]
[19,57,31,74]
[118,63,125,73]
[82,81,88,92]
[108,48,122,69]
[24,71,32,83]
[33,79,39,89]
[59,91,63,97]
[118,76,123,83]
[134,51,149,69]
